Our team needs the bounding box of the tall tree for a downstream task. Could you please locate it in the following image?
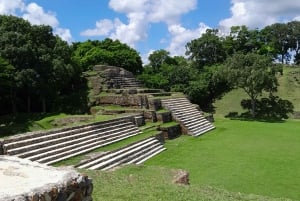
[186,29,226,69]
[223,53,279,117]
[0,57,16,113]
[287,21,300,64]
[261,23,294,64]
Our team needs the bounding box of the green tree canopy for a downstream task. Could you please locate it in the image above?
[72,39,143,74]
[223,53,280,117]
[186,29,226,69]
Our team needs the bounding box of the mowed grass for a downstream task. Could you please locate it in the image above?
[145,119,300,200]
[81,165,291,201]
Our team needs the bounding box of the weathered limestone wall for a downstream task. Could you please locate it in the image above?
[156,112,172,123]
[159,124,181,139]
[0,156,93,201]
[97,95,143,107]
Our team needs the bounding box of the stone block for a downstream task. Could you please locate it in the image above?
[173,169,189,185]
[134,116,145,127]
[156,112,171,123]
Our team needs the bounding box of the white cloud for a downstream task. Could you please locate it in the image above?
[23,3,59,27]
[55,28,72,43]
[0,0,72,43]
[0,0,24,14]
[81,19,114,36]
[81,0,198,52]
[167,23,209,56]
[148,0,197,24]
[220,0,300,30]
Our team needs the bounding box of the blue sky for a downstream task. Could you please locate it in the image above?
[1,0,300,62]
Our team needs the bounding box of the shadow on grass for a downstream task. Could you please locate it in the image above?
[224,96,294,123]
[224,112,286,123]
[0,113,59,138]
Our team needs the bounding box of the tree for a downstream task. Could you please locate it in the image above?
[223,26,262,55]
[148,49,176,72]
[186,29,226,69]
[72,39,143,74]
[261,23,294,64]
[287,21,300,64]
[223,53,279,117]
[0,57,16,113]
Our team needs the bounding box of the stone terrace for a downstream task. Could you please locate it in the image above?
[2,115,142,165]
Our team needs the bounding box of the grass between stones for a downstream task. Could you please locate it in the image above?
[144,118,300,200]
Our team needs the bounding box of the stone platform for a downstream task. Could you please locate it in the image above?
[0,155,93,201]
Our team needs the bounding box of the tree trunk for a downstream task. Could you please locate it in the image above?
[10,87,17,113]
[27,95,31,113]
[251,98,256,118]
[42,98,46,113]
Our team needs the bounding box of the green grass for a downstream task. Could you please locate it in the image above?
[159,121,179,128]
[145,118,300,200]
[80,165,291,201]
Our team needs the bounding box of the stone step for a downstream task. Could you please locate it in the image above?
[182,117,206,126]
[17,126,139,160]
[7,122,134,155]
[161,97,215,137]
[44,131,142,165]
[77,137,155,169]
[127,145,166,165]
[162,100,191,106]
[101,143,164,170]
[87,138,159,170]
[191,124,214,133]
[183,119,210,128]
[186,121,212,131]
[3,119,129,150]
[172,109,200,116]
[4,118,130,145]
[161,97,188,103]
[38,129,142,165]
[173,111,203,119]
[30,127,140,162]
[167,105,196,112]
[191,125,215,137]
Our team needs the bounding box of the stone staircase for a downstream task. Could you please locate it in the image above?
[161,97,215,136]
[2,117,142,165]
[109,77,142,88]
[76,137,165,170]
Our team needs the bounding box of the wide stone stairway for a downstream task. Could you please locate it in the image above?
[2,116,142,165]
[161,97,215,136]
[76,137,165,170]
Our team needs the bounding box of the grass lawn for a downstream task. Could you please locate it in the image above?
[81,165,291,201]
[144,118,300,200]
